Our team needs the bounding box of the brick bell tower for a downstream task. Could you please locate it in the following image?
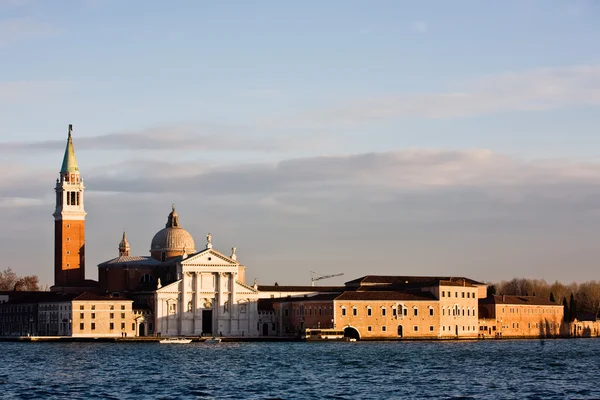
[52,124,86,288]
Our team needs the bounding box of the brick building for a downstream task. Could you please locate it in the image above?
[478,294,565,338]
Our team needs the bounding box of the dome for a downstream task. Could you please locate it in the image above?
[150,205,195,258]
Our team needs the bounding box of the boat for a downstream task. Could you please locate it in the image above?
[159,337,192,344]
[302,328,346,341]
[205,337,222,344]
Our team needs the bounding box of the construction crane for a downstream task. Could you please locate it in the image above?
[310,271,344,286]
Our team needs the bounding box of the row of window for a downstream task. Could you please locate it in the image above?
[79,313,126,319]
[503,307,559,314]
[442,306,476,317]
[39,305,72,311]
[441,290,477,299]
[340,305,436,317]
[80,322,134,331]
[79,305,126,311]
[363,325,478,333]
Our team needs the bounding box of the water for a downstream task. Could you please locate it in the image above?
[0,339,598,399]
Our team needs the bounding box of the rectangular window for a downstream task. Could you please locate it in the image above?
[403,308,407,316]
[121,322,125,329]
[121,305,125,310]
[80,305,84,310]
[91,323,95,330]
[79,322,84,330]
[382,326,387,332]
[429,308,434,316]
[455,292,458,298]
[352,308,357,316]
[367,308,372,316]
[442,291,445,297]
[342,308,346,316]
[413,308,418,316]
[121,313,125,319]
[413,326,418,332]
[368,326,372,332]
[91,313,95,319]
[132,323,135,331]
[110,313,114,319]
[91,305,95,310]
[110,322,114,330]
[462,292,465,298]
[467,293,470,298]
[392,308,397,316]
[110,305,114,310]
[382,308,386,316]
[80,313,84,319]
[430,326,434,332]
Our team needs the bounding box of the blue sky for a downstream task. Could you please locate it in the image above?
[1,0,600,286]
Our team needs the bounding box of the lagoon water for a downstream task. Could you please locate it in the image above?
[0,339,599,399]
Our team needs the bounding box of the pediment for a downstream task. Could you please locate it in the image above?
[156,279,182,293]
[181,248,238,266]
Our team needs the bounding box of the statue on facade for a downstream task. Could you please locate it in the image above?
[231,246,237,260]
[157,278,162,289]
[206,232,212,249]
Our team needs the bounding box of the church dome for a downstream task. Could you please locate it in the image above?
[150,206,195,259]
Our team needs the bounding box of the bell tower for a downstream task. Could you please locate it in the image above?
[52,124,86,288]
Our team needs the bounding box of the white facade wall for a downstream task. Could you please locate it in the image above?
[155,249,259,337]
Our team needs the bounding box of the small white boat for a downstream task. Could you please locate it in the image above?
[205,337,222,344]
[159,338,192,344]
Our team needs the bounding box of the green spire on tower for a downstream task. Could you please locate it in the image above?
[60,124,79,173]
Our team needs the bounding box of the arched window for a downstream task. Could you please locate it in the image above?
[139,274,154,283]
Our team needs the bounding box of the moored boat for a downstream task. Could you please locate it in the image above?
[159,337,192,344]
[205,337,222,344]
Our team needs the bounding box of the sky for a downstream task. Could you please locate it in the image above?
[1,0,600,287]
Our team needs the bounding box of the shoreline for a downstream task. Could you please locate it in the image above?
[0,335,594,343]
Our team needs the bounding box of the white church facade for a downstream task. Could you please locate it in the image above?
[154,244,260,337]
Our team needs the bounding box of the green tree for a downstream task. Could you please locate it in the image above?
[562,297,570,322]
[549,292,556,303]
[569,292,577,322]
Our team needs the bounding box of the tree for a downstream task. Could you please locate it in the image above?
[487,284,497,297]
[549,292,556,303]
[0,268,39,291]
[569,292,577,322]
[0,268,18,291]
[562,297,570,322]
[16,275,39,291]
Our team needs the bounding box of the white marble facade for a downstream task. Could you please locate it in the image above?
[155,247,259,337]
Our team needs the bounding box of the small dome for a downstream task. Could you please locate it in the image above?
[150,205,195,257]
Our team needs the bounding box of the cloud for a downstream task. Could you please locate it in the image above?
[0,122,333,153]
[0,81,68,105]
[0,17,62,46]
[4,148,600,285]
[298,65,600,123]
[413,21,427,33]
[5,148,600,203]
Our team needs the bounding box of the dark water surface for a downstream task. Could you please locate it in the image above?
[1,339,599,399]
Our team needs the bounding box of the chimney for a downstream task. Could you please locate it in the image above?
[502,294,505,302]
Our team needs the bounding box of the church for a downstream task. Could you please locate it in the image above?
[51,124,262,337]
[98,206,261,337]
